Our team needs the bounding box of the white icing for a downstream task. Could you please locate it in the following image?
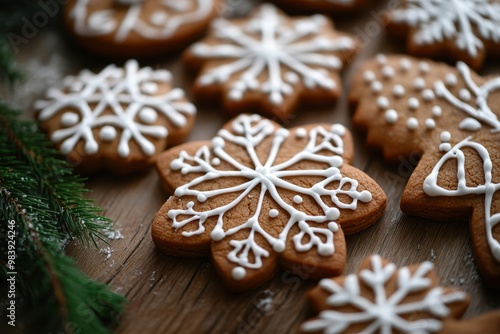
[191,4,355,106]
[377,96,390,109]
[419,61,430,74]
[295,128,307,138]
[392,85,405,97]
[293,195,303,204]
[382,65,395,79]
[424,136,500,262]
[459,117,482,131]
[407,117,419,130]
[445,73,458,86]
[392,0,500,57]
[70,0,214,42]
[432,105,442,117]
[376,54,387,65]
[400,58,412,72]
[269,209,279,218]
[363,70,376,83]
[434,61,500,132]
[413,77,425,90]
[232,266,246,280]
[408,97,420,110]
[61,112,79,126]
[425,118,436,129]
[371,81,383,93]
[167,114,373,279]
[422,89,435,101]
[385,109,398,124]
[37,60,196,157]
[440,131,451,142]
[301,255,467,333]
[100,125,117,141]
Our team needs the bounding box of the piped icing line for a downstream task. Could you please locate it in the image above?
[301,255,467,333]
[70,0,214,42]
[167,114,373,280]
[189,4,356,106]
[392,0,500,57]
[35,59,196,157]
[424,133,500,262]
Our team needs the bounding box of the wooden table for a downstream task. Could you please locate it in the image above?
[14,1,500,332]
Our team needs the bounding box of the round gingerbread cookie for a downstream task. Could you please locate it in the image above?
[152,114,386,291]
[387,0,500,70]
[272,0,371,14]
[183,4,360,120]
[35,59,196,174]
[64,0,220,58]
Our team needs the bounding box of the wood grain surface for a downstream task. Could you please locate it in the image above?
[12,0,500,332]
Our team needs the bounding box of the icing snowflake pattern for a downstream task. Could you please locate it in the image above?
[167,114,372,280]
[302,255,467,333]
[36,59,196,158]
[392,0,500,57]
[70,0,213,42]
[190,4,356,105]
[424,133,500,262]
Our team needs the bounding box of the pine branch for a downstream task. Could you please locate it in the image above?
[0,104,126,333]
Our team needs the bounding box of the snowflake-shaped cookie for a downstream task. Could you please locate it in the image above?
[389,0,500,69]
[350,54,500,287]
[152,114,386,290]
[302,255,469,334]
[36,59,196,174]
[183,4,359,119]
[65,0,218,57]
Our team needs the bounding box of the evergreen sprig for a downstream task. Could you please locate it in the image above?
[0,104,126,333]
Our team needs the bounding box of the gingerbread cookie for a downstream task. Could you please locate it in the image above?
[301,255,470,333]
[64,0,219,58]
[152,114,386,291]
[350,54,500,288]
[183,4,360,120]
[387,0,500,70]
[272,0,370,14]
[35,59,196,174]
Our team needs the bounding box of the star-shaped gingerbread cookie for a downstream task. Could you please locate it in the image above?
[152,114,386,291]
[301,255,470,333]
[183,4,360,120]
[387,0,500,70]
[350,54,500,288]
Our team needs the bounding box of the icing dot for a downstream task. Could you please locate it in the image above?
[425,118,436,129]
[285,72,299,84]
[151,12,167,26]
[100,126,117,141]
[197,194,207,202]
[445,73,457,86]
[269,209,279,218]
[212,137,225,148]
[141,82,158,95]
[408,97,420,110]
[331,124,346,136]
[407,117,419,130]
[363,70,376,83]
[459,117,482,131]
[392,85,405,97]
[419,61,430,74]
[377,96,390,109]
[385,109,398,124]
[459,89,471,101]
[171,159,182,170]
[440,131,451,142]
[399,58,411,72]
[432,105,442,117]
[273,240,285,252]
[413,78,425,90]
[229,89,243,101]
[139,107,158,124]
[293,195,303,204]
[328,222,339,232]
[331,156,343,168]
[232,267,246,280]
[422,89,435,102]
[371,81,383,93]
[325,208,340,220]
[439,143,452,152]
[382,65,395,79]
[295,128,307,138]
[211,228,225,241]
[376,54,387,65]
[359,190,372,202]
[60,112,79,127]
